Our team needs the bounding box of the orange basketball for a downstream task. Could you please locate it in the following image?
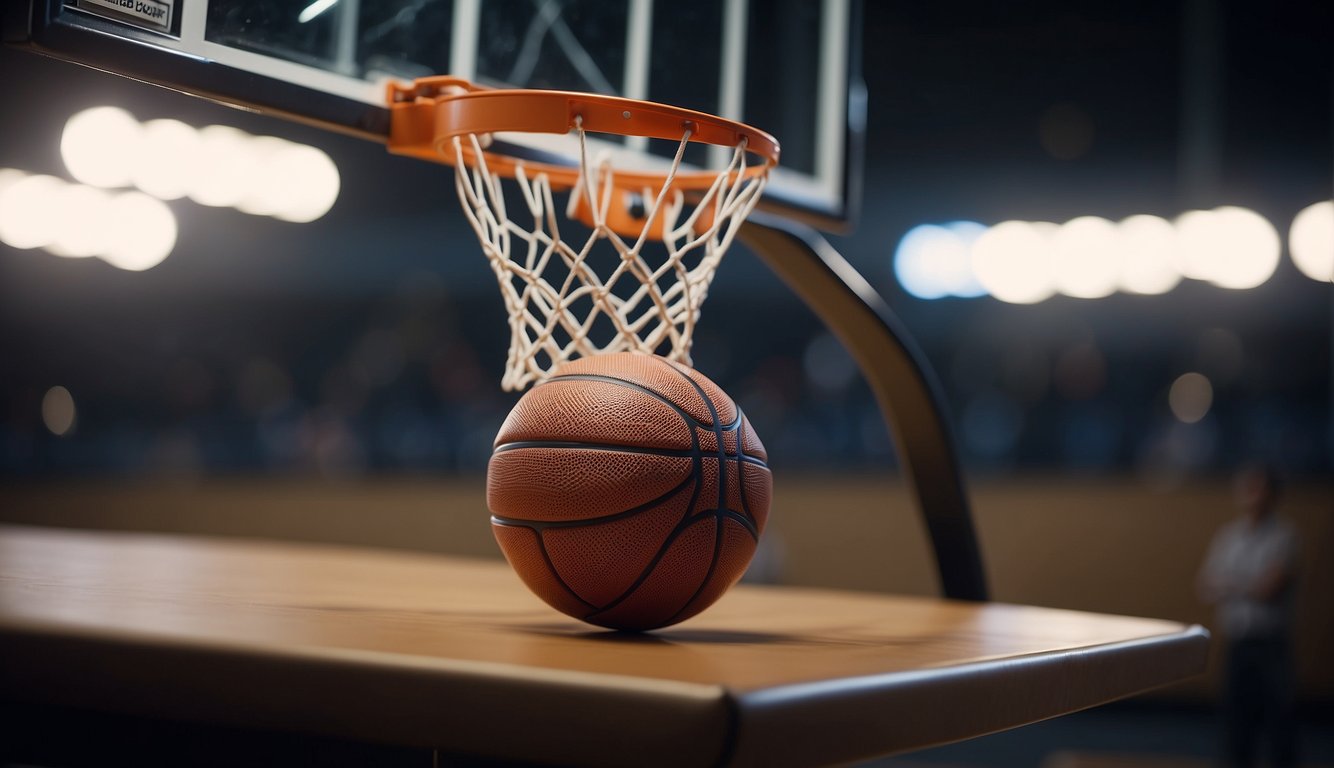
[487,352,771,631]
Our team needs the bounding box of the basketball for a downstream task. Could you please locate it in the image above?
[487,352,771,631]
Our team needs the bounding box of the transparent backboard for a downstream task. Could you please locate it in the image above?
[8,0,863,229]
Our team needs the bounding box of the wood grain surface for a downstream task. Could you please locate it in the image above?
[0,525,1208,767]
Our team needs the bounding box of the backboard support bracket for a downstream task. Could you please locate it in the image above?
[740,214,989,601]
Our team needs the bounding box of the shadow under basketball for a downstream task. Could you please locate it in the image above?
[517,622,792,646]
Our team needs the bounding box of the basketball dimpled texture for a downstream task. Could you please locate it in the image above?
[488,352,771,631]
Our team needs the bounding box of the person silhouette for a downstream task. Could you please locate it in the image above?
[1197,464,1299,768]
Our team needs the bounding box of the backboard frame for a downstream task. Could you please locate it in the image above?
[5,0,864,232]
[4,0,393,139]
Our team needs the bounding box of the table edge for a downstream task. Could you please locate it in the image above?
[725,623,1211,767]
[0,617,734,768]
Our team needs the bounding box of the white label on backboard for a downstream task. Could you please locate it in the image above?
[78,0,173,34]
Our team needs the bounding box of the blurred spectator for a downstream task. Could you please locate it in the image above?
[1197,464,1299,768]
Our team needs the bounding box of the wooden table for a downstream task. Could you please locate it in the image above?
[0,525,1208,767]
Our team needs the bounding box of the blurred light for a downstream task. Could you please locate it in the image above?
[299,0,339,23]
[243,141,341,222]
[59,107,340,222]
[1174,207,1280,289]
[1117,215,1181,294]
[0,168,28,247]
[48,185,113,258]
[191,125,257,207]
[1051,216,1120,298]
[971,220,1057,304]
[898,204,1289,303]
[61,107,142,187]
[0,168,24,195]
[270,144,342,222]
[1169,372,1213,424]
[237,136,297,217]
[893,221,986,299]
[1208,207,1281,289]
[101,192,177,271]
[190,125,338,220]
[133,119,200,200]
[1289,200,1333,282]
[41,386,77,436]
[0,174,66,250]
[0,170,177,270]
[1173,209,1221,280]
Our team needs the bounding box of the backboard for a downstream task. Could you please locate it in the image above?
[6,0,863,230]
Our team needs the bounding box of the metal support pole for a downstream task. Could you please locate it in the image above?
[740,213,988,601]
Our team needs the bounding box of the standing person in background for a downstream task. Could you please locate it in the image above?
[1198,464,1300,768]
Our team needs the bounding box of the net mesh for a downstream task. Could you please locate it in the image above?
[452,123,767,391]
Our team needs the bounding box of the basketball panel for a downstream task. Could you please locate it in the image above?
[542,486,695,608]
[739,464,773,534]
[698,454,723,512]
[491,523,593,620]
[488,448,693,522]
[495,379,693,451]
[740,414,768,461]
[581,516,717,631]
[672,517,757,625]
[552,354,720,428]
[664,357,739,426]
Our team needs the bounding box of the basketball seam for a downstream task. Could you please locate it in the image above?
[526,369,715,535]
[493,440,769,469]
[667,525,725,627]
[735,411,756,526]
[492,521,598,613]
[662,364,727,510]
[662,513,760,628]
[489,464,768,533]
[535,531,599,612]
[662,361,729,626]
[490,472,695,530]
[583,513,712,622]
[540,373,741,431]
[690,508,759,540]
[588,456,707,615]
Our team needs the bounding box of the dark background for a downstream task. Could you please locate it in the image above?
[2,1,1331,485]
[1,1,1331,482]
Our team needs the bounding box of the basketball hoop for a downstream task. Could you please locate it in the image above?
[387,77,780,391]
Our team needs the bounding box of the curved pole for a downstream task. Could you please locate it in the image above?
[739,213,989,601]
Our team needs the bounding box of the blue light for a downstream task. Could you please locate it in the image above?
[942,221,988,297]
[893,220,986,299]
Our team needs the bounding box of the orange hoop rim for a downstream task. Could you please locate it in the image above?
[387,76,780,191]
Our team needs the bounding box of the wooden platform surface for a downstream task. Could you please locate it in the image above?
[0,525,1208,767]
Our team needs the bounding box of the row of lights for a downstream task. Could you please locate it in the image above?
[62,107,340,222]
[0,169,177,271]
[0,107,343,271]
[896,201,1334,303]
[1289,201,1334,282]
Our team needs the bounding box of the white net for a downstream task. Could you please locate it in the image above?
[451,122,767,391]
